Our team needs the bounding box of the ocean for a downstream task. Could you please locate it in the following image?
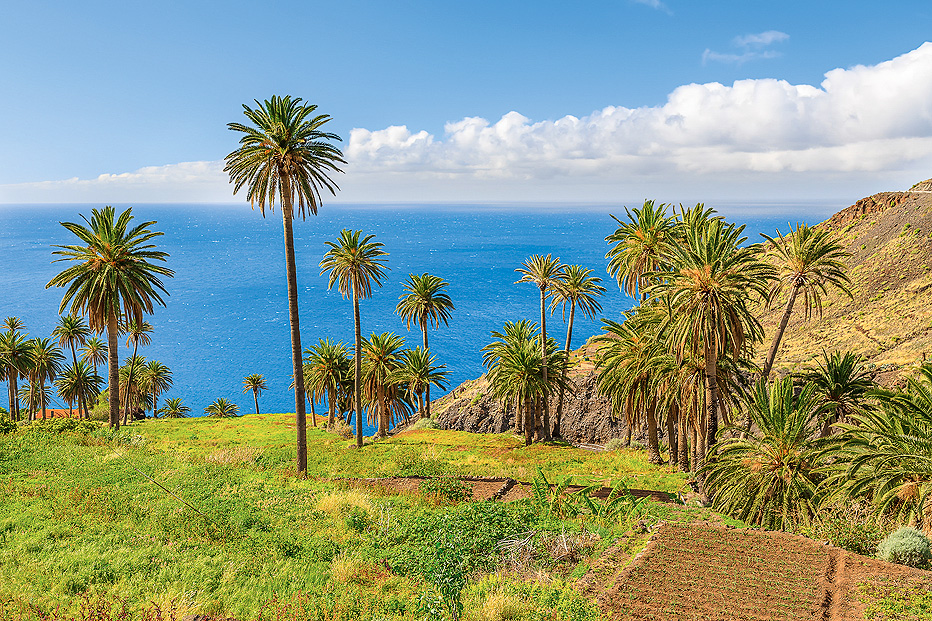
[0,201,844,434]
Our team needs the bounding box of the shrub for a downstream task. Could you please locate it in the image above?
[344,506,371,532]
[810,503,888,556]
[0,418,16,435]
[396,451,454,477]
[27,418,100,435]
[877,526,931,568]
[604,438,626,452]
[419,477,472,503]
[411,417,440,431]
[332,420,354,439]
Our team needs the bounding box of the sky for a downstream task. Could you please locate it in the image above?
[1,0,931,206]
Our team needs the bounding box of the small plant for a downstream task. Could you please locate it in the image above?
[344,505,371,532]
[332,419,354,439]
[412,417,440,431]
[531,468,575,518]
[877,526,931,568]
[419,477,472,503]
[470,392,484,406]
[605,437,626,451]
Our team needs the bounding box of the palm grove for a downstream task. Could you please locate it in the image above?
[2,95,930,535]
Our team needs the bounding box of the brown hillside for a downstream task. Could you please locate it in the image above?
[760,188,932,385]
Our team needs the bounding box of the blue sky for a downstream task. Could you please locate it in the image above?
[2,0,931,204]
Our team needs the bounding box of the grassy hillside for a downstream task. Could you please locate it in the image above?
[759,188,932,384]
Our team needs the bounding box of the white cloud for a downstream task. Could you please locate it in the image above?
[631,0,672,14]
[4,43,932,204]
[704,30,789,65]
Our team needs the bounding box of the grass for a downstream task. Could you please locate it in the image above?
[0,417,684,620]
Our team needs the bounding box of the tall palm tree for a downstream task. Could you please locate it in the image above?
[650,217,774,478]
[395,273,454,419]
[605,200,676,302]
[205,398,240,418]
[27,338,64,421]
[226,95,345,474]
[157,397,191,419]
[361,332,410,436]
[120,320,152,425]
[482,320,539,435]
[303,340,350,428]
[0,329,32,421]
[320,229,390,447]
[142,360,172,418]
[55,361,101,420]
[549,265,605,437]
[516,254,566,441]
[52,315,91,418]
[800,350,873,437]
[47,206,173,429]
[760,223,852,377]
[2,318,24,332]
[392,347,449,420]
[81,336,108,380]
[703,377,827,531]
[241,373,267,417]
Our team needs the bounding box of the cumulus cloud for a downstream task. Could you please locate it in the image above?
[4,44,932,204]
[703,30,789,65]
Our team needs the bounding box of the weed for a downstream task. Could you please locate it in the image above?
[419,477,472,503]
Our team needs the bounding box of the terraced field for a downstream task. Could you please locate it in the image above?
[586,522,932,621]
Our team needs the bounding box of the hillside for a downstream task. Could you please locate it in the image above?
[761,185,932,384]
[434,183,932,442]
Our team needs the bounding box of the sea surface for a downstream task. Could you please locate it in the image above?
[0,201,844,434]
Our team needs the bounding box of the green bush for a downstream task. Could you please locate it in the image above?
[396,451,454,477]
[810,504,888,556]
[344,506,371,532]
[0,418,16,435]
[411,417,440,431]
[27,418,100,435]
[419,477,472,503]
[877,526,931,568]
[604,438,626,452]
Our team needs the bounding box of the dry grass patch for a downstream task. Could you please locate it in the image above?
[205,446,262,465]
[316,489,375,517]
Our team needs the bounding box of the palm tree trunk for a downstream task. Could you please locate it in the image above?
[555,301,575,438]
[254,390,260,416]
[524,395,533,446]
[310,395,317,428]
[107,314,120,429]
[762,284,800,378]
[677,405,690,472]
[516,397,523,434]
[422,318,431,419]
[69,344,87,422]
[40,380,47,421]
[539,288,551,441]
[281,198,308,475]
[666,403,677,465]
[123,336,141,426]
[353,290,363,448]
[327,388,335,428]
[646,400,662,465]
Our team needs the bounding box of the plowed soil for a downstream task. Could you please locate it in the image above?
[583,522,932,621]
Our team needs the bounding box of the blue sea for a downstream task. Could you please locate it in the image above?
[0,201,844,434]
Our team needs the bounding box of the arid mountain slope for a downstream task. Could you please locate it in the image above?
[761,186,932,384]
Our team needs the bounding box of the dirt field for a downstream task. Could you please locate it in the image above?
[584,522,932,621]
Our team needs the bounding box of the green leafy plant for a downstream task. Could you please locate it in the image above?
[419,477,471,503]
[344,506,371,533]
[0,418,16,434]
[531,468,575,518]
[877,526,931,568]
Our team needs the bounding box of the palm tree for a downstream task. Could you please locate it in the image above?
[225,95,345,475]
[241,373,267,417]
[81,336,108,380]
[157,397,191,419]
[482,320,538,435]
[395,273,454,419]
[120,320,152,425]
[549,265,605,437]
[52,315,91,418]
[703,377,826,531]
[303,340,350,428]
[47,206,173,429]
[361,332,410,436]
[19,381,52,417]
[142,360,172,418]
[760,223,852,377]
[27,338,64,421]
[605,200,676,301]
[320,229,390,447]
[2,318,24,332]
[55,361,102,420]
[649,217,774,477]
[516,254,566,441]
[205,398,240,418]
[392,347,449,420]
[800,350,873,437]
[119,357,149,420]
[0,329,32,421]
